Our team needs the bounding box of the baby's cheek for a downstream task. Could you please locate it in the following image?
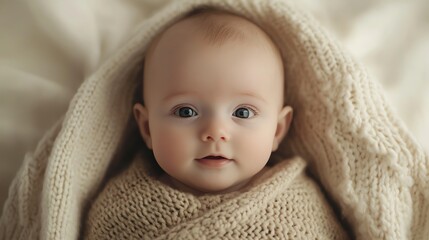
[152,126,192,168]
[239,130,274,169]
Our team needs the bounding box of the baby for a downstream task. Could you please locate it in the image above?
[133,10,292,195]
[84,9,350,239]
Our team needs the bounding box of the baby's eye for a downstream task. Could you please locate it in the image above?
[174,107,198,118]
[233,107,255,119]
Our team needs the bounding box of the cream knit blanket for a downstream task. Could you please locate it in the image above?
[84,156,349,239]
[1,0,428,239]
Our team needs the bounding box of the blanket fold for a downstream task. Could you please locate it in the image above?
[1,0,428,239]
[84,156,349,239]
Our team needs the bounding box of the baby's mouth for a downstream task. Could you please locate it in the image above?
[202,155,228,160]
[196,155,233,167]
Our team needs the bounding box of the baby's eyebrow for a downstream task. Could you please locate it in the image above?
[162,91,200,102]
[161,91,267,103]
[238,92,267,103]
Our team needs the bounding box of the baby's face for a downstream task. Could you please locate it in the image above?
[134,14,292,193]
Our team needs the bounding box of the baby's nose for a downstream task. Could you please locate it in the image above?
[200,119,231,142]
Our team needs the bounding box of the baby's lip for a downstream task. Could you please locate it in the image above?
[195,154,233,168]
[197,154,232,160]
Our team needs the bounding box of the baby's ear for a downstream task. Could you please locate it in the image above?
[272,106,293,151]
[133,103,152,149]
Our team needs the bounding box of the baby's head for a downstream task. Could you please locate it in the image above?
[134,9,293,194]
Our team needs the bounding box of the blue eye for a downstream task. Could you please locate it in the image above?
[174,107,198,118]
[233,107,254,119]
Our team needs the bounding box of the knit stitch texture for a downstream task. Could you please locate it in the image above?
[83,156,349,239]
[1,0,428,239]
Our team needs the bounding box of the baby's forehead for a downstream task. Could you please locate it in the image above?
[142,10,285,107]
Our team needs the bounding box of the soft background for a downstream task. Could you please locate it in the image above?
[1,0,428,213]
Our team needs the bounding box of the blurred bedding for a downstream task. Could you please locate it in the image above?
[1,0,428,212]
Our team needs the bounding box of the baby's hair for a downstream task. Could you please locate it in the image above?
[185,7,248,46]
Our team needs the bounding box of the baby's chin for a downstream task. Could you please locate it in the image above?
[160,173,248,195]
[185,168,271,194]
[182,178,253,195]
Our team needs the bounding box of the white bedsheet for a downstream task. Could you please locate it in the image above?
[1,0,427,212]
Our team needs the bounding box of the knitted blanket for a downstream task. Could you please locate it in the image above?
[84,156,349,239]
[1,0,428,239]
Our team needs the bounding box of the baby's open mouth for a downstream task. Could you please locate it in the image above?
[196,155,232,167]
[202,155,227,160]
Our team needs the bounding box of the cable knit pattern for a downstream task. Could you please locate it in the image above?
[1,0,428,239]
[84,156,349,239]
